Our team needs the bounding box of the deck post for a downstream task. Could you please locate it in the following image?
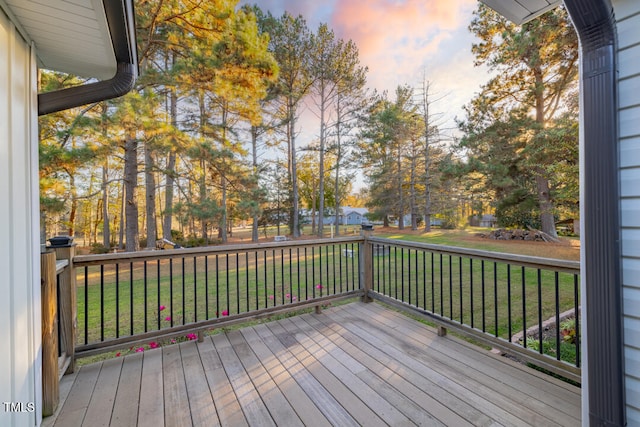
[41,251,59,416]
[54,243,77,374]
[360,225,374,303]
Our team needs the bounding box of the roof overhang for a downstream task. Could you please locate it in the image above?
[0,0,138,115]
[480,0,562,24]
[3,0,117,79]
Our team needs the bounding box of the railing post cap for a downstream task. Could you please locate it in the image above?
[48,235,75,248]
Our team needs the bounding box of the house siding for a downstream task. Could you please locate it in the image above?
[0,8,41,427]
[616,0,640,424]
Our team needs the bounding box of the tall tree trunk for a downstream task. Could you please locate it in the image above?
[333,160,341,236]
[424,133,432,233]
[68,174,77,237]
[333,98,342,236]
[251,126,259,242]
[397,148,404,230]
[118,179,124,249]
[534,68,557,238]
[290,99,300,237]
[423,127,432,233]
[163,86,178,241]
[220,175,228,243]
[317,86,326,238]
[102,164,111,247]
[145,144,157,248]
[410,149,417,231]
[200,158,208,243]
[311,178,317,235]
[124,131,139,252]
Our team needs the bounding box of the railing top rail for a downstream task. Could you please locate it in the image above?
[73,236,364,266]
[367,236,580,273]
[55,259,69,274]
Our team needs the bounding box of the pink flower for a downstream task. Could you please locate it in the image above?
[115,352,121,357]
[268,295,274,300]
[292,296,297,301]
[164,316,171,322]
[221,310,229,316]
[135,347,144,352]
[316,284,323,289]
[171,339,176,344]
[149,341,159,349]
[186,333,197,341]
[286,293,291,299]
[159,305,166,311]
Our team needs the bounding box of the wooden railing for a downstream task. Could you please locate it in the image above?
[72,237,363,357]
[364,236,581,383]
[40,244,76,416]
[66,231,581,383]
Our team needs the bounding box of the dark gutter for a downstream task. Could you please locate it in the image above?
[562,0,626,425]
[38,0,138,116]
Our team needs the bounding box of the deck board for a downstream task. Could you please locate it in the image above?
[197,334,248,427]
[162,343,192,427]
[211,332,276,426]
[81,356,122,427]
[45,302,581,427]
[51,361,101,426]
[137,348,164,427]
[349,302,582,422]
[180,340,219,427]
[110,352,143,427]
[226,329,302,427]
[341,304,574,426]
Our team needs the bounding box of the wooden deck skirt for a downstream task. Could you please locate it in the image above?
[43,302,581,426]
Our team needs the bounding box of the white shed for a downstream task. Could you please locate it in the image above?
[0,1,136,425]
[342,207,369,225]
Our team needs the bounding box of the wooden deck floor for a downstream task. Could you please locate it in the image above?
[43,302,581,427]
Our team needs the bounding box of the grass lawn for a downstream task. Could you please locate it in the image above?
[373,226,580,261]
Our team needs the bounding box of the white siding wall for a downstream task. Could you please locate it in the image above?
[616,0,640,424]
[0,8,41,427]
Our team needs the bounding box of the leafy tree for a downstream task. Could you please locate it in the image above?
[359,87,420,228]
[463,4,578,236]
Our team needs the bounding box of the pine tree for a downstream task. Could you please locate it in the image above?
[465,4,578,236]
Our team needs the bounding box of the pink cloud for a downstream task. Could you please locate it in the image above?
[331,0,473,43]
[329,0,476,92]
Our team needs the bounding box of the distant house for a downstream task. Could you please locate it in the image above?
[469,214,497,228]
[556,218,581,236]
[479,214,497,228]
[341,207,369,225]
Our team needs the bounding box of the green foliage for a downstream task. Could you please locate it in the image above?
[90,243,110,254]
[456,4,579,235]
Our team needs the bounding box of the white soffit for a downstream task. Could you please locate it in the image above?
[481,0,562,24]
[3,0,116,80]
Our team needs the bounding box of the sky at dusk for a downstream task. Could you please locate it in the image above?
[240,0,490,140]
